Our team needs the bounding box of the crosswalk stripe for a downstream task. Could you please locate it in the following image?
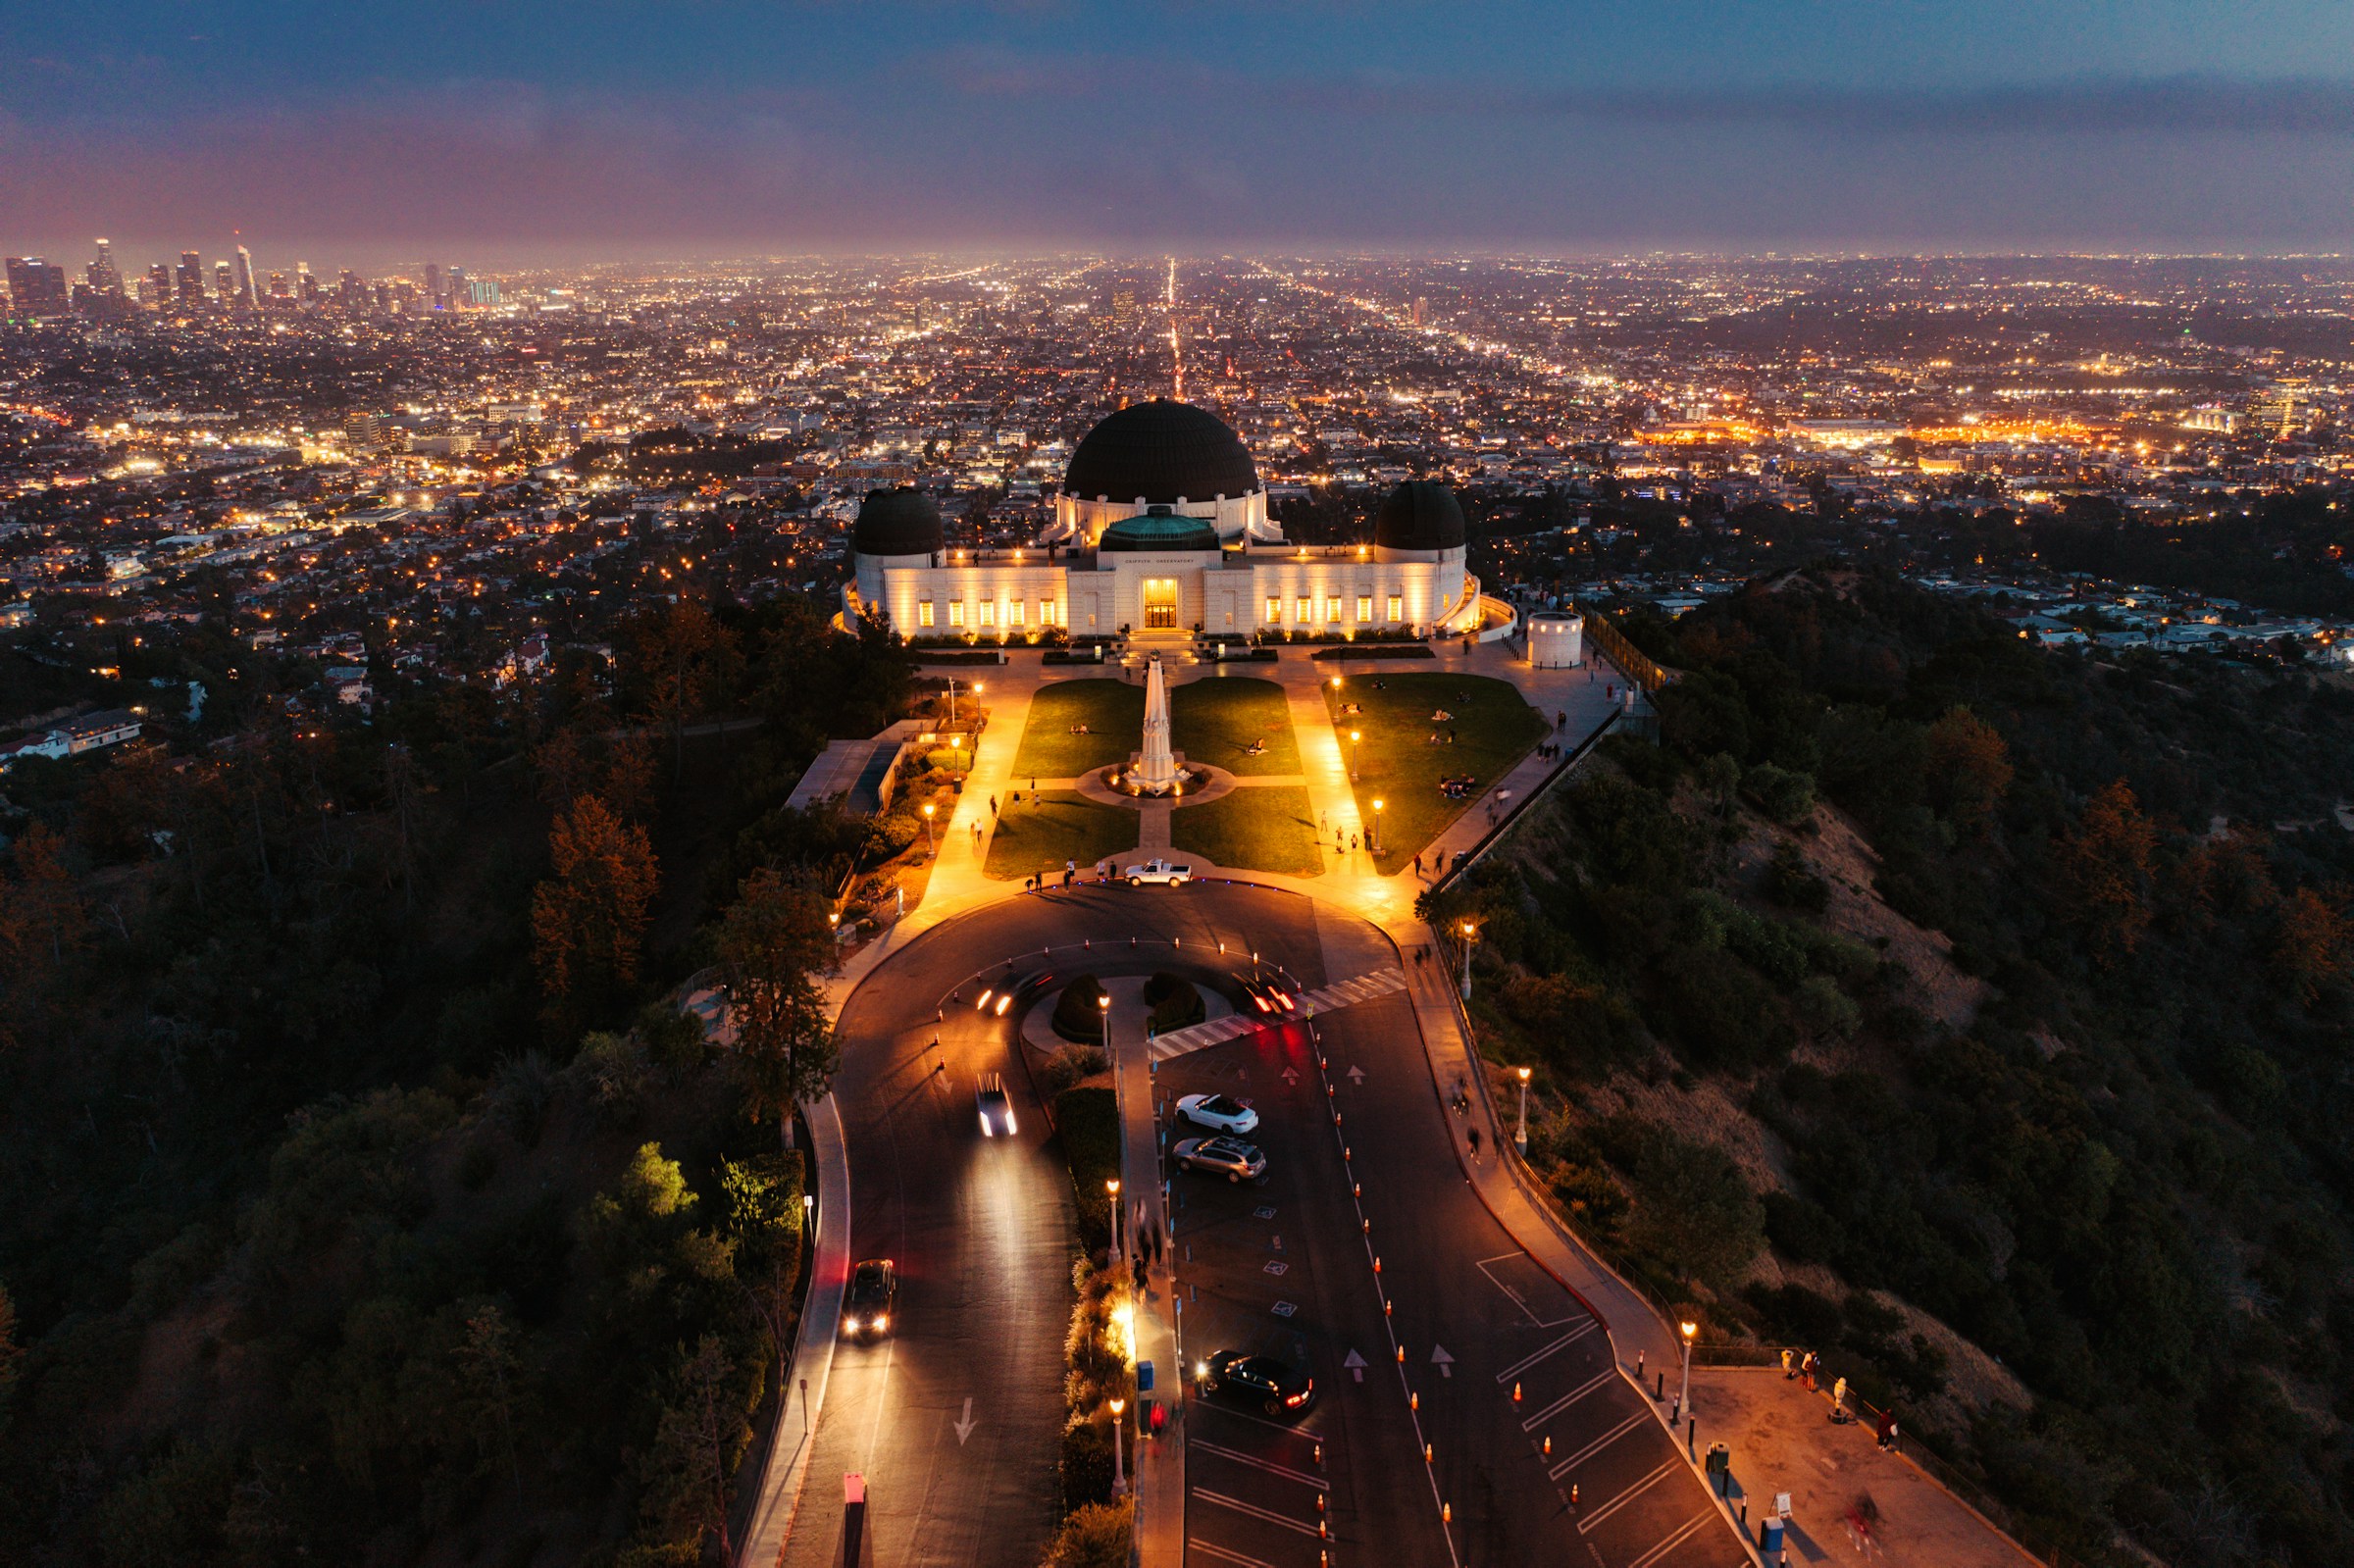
[1188,1541,1279,1568]
[1191,1440,1330,1491]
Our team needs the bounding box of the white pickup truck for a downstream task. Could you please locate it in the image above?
[1124,858,1195,886]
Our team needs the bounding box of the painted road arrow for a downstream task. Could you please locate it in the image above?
[1282,1067,1300,1085]
[1344,1349,1367,1383]
[1430,1345,1455,1379]
[1347,1065,1366,1085]
[953,1396,976,1444]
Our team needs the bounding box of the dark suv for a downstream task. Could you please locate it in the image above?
[1201,1349,1314,1416]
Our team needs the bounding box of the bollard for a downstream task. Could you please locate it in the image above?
[1656,1370,1664,1399]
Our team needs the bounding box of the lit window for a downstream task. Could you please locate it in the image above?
[1041,598,1056,625]
[918,598,935,628]
[1389,593,1403,621]
[947,599,964,628]
[1266,596,1282,624]
[1296,595,1311,623]
[979,600,996,627]
[1326,596,1342,624]
[1356,594,1372,622]
[1008,599,1024,626]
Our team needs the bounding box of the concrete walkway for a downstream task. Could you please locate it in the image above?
[736,1095,851,1567]
[1691,1371,2040,1568]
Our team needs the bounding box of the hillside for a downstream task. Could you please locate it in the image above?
[1431,567,2354,1567]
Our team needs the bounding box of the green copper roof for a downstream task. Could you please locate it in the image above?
[1100,513,1219,552]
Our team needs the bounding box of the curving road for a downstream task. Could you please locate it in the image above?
[779,881,1748,1568]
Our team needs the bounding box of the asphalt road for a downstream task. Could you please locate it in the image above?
[781,881,1327,1568]
[782,880,1749,1568]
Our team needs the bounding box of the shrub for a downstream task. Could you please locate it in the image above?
[1047,1500,1133,1568]
[1548,1162,1629,1236]
[1143,972,1203,1034]
[1763,840,1830,912]
[1058,1426,1117,1515]
[1053,975,1110,1042]
[1598,1116,1766,1290]
[1040,1042,1108,1097]
[1054,1086,1120,1253]
[1744,762,1817,826]
[1796,976,1863,1039]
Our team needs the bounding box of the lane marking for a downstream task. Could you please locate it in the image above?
[1477,1256,1583,1328]
[1191,1440,1331,1491]
[1194,1490,1323,1537]
[1626,1510,1718,1568]
[1520,1368,1614,1432]
[1547,1412,1649,1478]
[1576,1459,1683,1534]
[1197,1407,1326,1442]
[1496,1321,1598,1383]
[1189,1541,1280,1568]
[952,1395,975,1444]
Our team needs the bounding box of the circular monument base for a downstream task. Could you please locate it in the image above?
[1079,762,1240,808]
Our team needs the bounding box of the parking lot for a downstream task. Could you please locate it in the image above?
[1152,1015,1445,1568]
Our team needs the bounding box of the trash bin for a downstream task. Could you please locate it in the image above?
[1760,1516,1784,1562]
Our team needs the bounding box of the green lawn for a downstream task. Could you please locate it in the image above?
[1169,784,1325,877]
[983,790,1141,882]
[1323,672,1547,871]
[1168,676,1301,778]
[1009,680,1144,780]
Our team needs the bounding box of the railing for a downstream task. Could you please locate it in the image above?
[1582,609,1674,694]
[1427,705,1619,892]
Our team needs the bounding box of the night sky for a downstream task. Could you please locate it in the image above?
[4,0,2351,259]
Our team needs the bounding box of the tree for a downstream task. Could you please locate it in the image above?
[716,870,839,1147]
[2272,885,2349,1005]
[1923,706,2014,835]
[640,1334,753,1559]
[722,1154,804,1399]
[2055,780,2159,966]
[0,1281,23,1416]
[631,596,738,780]
[7,821,83,969]
[453,1303,529,1498]
[531,794,659,1034]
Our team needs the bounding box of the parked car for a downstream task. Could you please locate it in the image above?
[977,1072,1017,1137]
[1176,1092,1258,1136]
[1174,1136,1267,1183]
[1124,858,1194,885]
[844,1259,898,1338]
[1200,1349,1314,1415]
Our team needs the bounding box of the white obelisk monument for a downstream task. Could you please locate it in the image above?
[1130,654,1185,794]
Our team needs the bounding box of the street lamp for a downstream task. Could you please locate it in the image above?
[1371,798,1384,855]
[802,1192,814,1234]
[921,801,936,855]
[1514,1066,1531,1156]
[1106,1175,1122,1265]
[1108,1397,1128,1493]
[1677,1320,1697,1429]
[1458,921,1478,1000]
[1350,728,1361,781]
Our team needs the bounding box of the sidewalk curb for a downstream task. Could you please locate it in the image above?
[737,1093,851,1567]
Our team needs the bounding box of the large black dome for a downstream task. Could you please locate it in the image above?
[852,487,944,556]
[1063,399,1259,505]
[1374,480,1466,551]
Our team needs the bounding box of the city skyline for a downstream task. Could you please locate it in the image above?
[4,2,2353,255]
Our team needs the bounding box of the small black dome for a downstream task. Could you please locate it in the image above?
[853,487,944,556]
[1374,481,1466,551]
[1064,399,1259,505]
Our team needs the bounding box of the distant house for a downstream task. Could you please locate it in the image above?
[324,668,373,706]
[0,708,143,771]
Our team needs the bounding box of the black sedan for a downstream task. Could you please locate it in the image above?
[1199,1349,1315,1416]
[844,1258,898,1338]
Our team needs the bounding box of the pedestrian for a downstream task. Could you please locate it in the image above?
[1876,1406,1897,1451]
[1802,1349,1817,1391]
[1031,776,1038,792]
[1350,832,1358,852]
[1557,708,1566,728]
[1467,1125,1482,1157]
[1831,1376,1850,1422]
[989,793,998,817]
[1065,858,1076,878]
[1412,851,1422,876]
[1780,1347,1795,1379]
[1133,1253,1147,1290]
